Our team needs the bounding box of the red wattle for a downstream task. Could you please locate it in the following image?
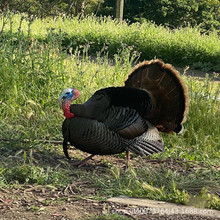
[63,103,74,119]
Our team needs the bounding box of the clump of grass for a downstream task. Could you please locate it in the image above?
[3,163,69,185]
[0,149,71,186]
[91,165,220,210]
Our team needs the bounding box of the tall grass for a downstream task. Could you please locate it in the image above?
[1,12,220,71]
[0,25,138,141]
[161,75,220,165]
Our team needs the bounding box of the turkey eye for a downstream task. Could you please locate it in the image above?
[66,92,70,95]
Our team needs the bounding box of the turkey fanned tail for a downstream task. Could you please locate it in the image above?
[125,59,189,133]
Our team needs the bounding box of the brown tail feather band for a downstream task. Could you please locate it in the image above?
[125,59,189,133]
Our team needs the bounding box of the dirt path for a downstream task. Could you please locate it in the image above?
[175,67,220,82]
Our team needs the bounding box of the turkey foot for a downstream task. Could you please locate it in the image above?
[69,154,94,167]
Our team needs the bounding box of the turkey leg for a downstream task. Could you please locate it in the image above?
[69,154,94,167]
[126,150,130,168]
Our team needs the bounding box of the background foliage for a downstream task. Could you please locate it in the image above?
[99,0,220,32]
[1,0,219,33]
[0,0,103,17]
[1,13,219,71]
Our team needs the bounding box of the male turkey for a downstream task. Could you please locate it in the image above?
[59,59,188,166]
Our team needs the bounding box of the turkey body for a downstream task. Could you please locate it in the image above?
[61,59,188,160]
[62,88,164,158]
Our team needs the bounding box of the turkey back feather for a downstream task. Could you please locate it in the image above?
[64,117,125,155]
[125,59,189,133]
[124,121,164,156]
[62,116,163,158]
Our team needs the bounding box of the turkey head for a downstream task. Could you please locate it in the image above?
[59,88,80,119]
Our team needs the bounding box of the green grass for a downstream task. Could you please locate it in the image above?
[91,164,220,210]
[162,75,220,165]
[1,12,220,71]
[0,12,219,212]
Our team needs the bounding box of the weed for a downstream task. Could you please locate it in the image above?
[29,205,45,212]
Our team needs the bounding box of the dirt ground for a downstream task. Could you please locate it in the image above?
[0,153,219,220]
[0,187,219,220]
[175,67,220,81]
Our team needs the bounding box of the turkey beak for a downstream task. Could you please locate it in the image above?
[59,94,67,108]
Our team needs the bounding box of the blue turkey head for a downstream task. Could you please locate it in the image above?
[59,88,80,108]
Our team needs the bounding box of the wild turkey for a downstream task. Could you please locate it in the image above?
[59,59,188,166]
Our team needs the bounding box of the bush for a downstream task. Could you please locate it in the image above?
[99,0,220,33]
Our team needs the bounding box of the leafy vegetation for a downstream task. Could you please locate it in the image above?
[100,0,220,32]
[2,0,220,33]
[0,13,219,213]
[0,0,103,17]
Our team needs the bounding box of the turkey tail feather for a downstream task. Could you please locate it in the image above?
[124,121,164,156]
[125,59,189,133]
[126,140,163,156]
